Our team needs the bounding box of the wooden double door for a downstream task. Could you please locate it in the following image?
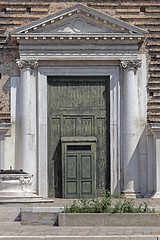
[47,76,110,197]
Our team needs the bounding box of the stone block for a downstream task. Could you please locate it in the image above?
[58,213,160,227]
[21,207,64,225]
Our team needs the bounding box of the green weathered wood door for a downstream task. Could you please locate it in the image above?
[61,138,97,199]
[47,76,110,197]
[64,152,95,198]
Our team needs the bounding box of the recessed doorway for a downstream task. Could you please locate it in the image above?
[47,76,110,198]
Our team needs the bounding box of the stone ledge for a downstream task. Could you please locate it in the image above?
[0,197,54,203]
[0,236,159,240]
[21,207,64,225]
[21,207,64,213]
[58,213,160,227]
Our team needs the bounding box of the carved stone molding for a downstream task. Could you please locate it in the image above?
[121,60,142,69]
[16,59,38,69]
[19,175,33,191]
[0,174,33,191]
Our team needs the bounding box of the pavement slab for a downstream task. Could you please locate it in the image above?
[0,223,160,237]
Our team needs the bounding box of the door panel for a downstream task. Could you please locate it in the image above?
[80,117,94,136]
[64,152,95,198]
[81,154,93,197]
[66,154,79,198]
[63,117,77,136]
[81,155,92,179]
[67,155,77,179]
[67,181,77,195]
[48,76,110,197]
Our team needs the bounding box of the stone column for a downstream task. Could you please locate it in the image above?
[0,124,11,170]
[17,60,38,193]
[150,125,160,198]
[145,128,154,197]
[0,136,5,169]
[121,60,142,197]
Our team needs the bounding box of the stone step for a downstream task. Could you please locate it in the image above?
[0,236,159,240]
[0,207,20,222]
[0,199,54,222]
[0,197,54,204]
[21,207,64,225]
[0,223,160,239]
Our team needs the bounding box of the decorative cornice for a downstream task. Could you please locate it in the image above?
[121,60,142,69]
[11,4,148,38]
[14,35,145,43]
[16,60,38,69]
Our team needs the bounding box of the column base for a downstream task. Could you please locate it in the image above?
[151,192,160,198]
[144,192,160,198]
[123,190,142,198]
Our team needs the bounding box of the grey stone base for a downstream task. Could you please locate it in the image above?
[21,207,64,225]
[58,213,160,227]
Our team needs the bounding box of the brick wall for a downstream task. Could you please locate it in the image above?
[0,0,160,123]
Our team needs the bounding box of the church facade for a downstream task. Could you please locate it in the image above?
[0,1,160,198]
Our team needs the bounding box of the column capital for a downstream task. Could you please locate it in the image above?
[121,60,142,69]
[16,59,38,69]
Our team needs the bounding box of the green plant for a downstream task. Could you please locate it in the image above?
[113,193,126,199]
[64,192,155,214]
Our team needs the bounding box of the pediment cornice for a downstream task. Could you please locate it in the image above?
[11,4,147,43]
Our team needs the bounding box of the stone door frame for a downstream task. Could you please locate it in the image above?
[37,65,120,198]
[9,4,148,198]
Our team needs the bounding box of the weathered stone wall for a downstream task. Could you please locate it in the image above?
[0,40,19,122]
[0,0,160,123]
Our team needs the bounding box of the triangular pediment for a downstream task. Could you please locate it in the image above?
[32,16,125,35]
[11,4,147,41]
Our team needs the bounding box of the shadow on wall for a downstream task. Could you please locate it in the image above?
[2,77,10,95]
[120,127,149,197]
[54,141,62,198]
